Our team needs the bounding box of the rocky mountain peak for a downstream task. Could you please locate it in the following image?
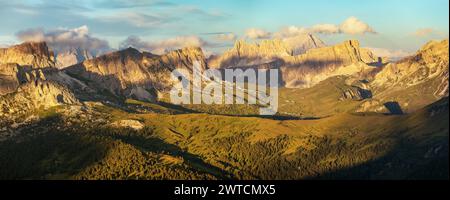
[208,39,294,68]
[0,42,55,68]
[64,46,207,102]
[55,47,94,69]
[284,39,379,66]
[156,46,207,71]
[98,47,142,62]
[281,40,380,88]
[281,33,326,55]
[235,39,293,57]
[372,39,448,88]
[0,80,79,119]
[418,39,449,65]
[359,39,449,113]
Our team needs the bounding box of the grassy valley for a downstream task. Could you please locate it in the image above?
[1,96,447,180]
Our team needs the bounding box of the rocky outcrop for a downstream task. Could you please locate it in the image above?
[360,48,380,64]
[111,119,144,130]
[0,42,55,68]
[340,87,372,101]
[0,63,52,95]
[55,48,93,69]
[372,39,448,90]
[0,80,79,118]
[356,99,390,113]
[0,63,24,95]
[65,46,207,101]
[366,39,449,113]
[0,42,57,95]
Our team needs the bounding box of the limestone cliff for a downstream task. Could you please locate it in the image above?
[284,40,377,66]
[143,46,207,73]
[208,39,293,68]
[0,63,24,95]
[372,39,448,91]
[55,48,93,69]
[0,42,55,68]
[0,80,79,118]
[281,34,326,55]
[64,46,207,101]
[360,39,449,113]
[208,38,380,88]
[281,40,380,88]
[208,34,326,69]
[0,42,57,95]
[0,63,51,96]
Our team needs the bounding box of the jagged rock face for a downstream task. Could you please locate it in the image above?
[359,39,449,113]
[65,47,155,101]
[0,80,79,118]
[0,42,55,68]
[209,34,327,69]
[372,39,449,91]
[360,48,380,64]
[153,47,207,71]
[281,40,380,88]
[281,34,326,55]
[208,39,380,89]
[0,42,57,95]
[284,40,377,66]
[0,63,52,95]
[55,48,93,69]
[65,47,207,101]
[0,63,23,95]
[208,39,293,68]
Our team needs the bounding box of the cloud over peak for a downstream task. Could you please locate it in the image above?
[120,35,209,54]
[254,17,376,40]
[339,16,376,35]
[244,28,272,39]
[311,24,340,34]
[15,25,110,56]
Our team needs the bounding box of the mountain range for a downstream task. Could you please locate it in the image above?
[0,35,448,180]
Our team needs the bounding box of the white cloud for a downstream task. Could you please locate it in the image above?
[274,26,308,38]
[339,16,376,35]
[215,33,237,41]
[0,36,15,48]
[311,24,340,34]
[366,47,412,59]
[15,25,111,56]
[120,35,208,54]
[272,16,376,39]
[413,28,435,37]
[244,28,271,39]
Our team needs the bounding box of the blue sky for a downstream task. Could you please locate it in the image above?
[0,0,448,56]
